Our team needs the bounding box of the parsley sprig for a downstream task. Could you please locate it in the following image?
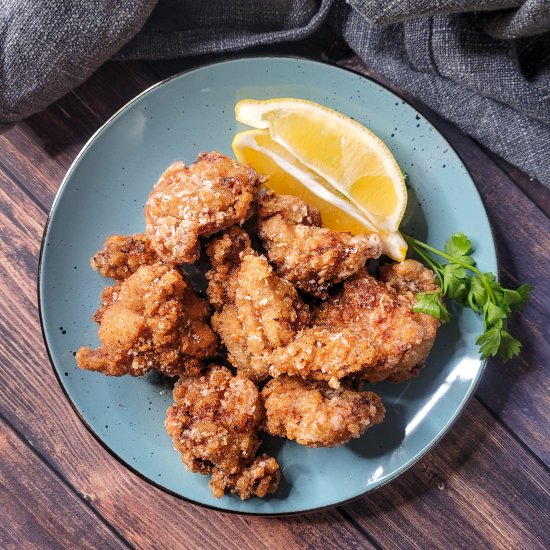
[403,233,532,362]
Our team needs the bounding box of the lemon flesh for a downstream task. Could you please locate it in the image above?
[232,129,407,261]
[235,98,407,233]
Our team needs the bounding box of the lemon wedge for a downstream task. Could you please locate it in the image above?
[235,98,407,234]
[232,128,407,260]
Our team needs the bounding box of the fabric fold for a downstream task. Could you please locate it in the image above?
[0,0,548,185]
[0,2,157,125]
[116,0,334,59]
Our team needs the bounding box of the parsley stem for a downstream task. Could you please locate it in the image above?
[404,233,497,304]
[402,232,531,362]
[413,246,443,286]
[404,235,476,270]
[480,274,497,305]
[403,235,495,303]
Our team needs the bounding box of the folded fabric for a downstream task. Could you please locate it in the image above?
[334,2,550,186]
[0,0,548,185]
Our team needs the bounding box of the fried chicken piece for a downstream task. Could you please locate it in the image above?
[145,152,264,264]
[261,376,385,447]
[165,365,261,474]
[76,263,218,377]
[269,260,440,387]
[165,365,280,499]
[206,227,310,382]
[210,455,280,500]
[257,192,381,297]
[91,233,159,280]
[205,225,253,311]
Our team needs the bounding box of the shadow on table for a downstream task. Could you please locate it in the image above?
[337,395,499,517]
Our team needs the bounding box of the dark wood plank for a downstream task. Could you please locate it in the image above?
[428,127,549,465]
[0,415,128,550]
[0,164,374,550]
[347,398,550,550]
[481,147,549,217]
[407,107,550,466]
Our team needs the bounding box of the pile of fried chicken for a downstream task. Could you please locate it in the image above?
[76,151,440,500]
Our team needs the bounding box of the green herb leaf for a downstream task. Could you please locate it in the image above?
[497,330,522,362]
[404,232,532,363]
[442,263,468,302]
[503,284,533,310]
[445,233,472,259]
[476,327,501,358]
[516,283,534,302]
[412,292,440,318]
[413,292,449,323]
[484,301,506,329]
[467,276,486,313]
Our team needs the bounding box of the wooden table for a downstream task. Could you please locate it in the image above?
[1,32,548,549]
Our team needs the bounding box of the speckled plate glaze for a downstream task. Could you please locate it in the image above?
[39,57,496,515]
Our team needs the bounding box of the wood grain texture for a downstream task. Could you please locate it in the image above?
[404,98,550,466]
[482,147,549,217]
[0,42,548,549]
[0,416,128,550]
[345,399,550,550]
[0,63,159,209]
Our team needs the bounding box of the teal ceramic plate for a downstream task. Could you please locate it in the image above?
[39,57,496,515]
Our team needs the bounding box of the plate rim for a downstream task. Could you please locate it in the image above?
[37,54,493,516]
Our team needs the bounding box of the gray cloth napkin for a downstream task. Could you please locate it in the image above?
[1,0,548,185]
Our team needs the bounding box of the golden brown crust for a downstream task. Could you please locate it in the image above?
[209,455,280,499]
[165,365,280,499]
[76,263,218,377]
[145,152,264,264]
[205,226,254,311]
[258,192,381,298]
[91,234,158,280]
[165,365,262,474]
[261,376,385,447]
[379,257,438,294]
[206,227,310,382]
[269,260,440,386]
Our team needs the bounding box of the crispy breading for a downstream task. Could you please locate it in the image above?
[261,376,384,447]
[268,260,440,387]
[210,455,280,500]
[165,365,280,499]
[165,365,261,474]
[145,152,263,264]
[76,263,218,377]
[205,226,254,311]
[257,191,381,297]
[91,233,158,280]
[206,227,310,382]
